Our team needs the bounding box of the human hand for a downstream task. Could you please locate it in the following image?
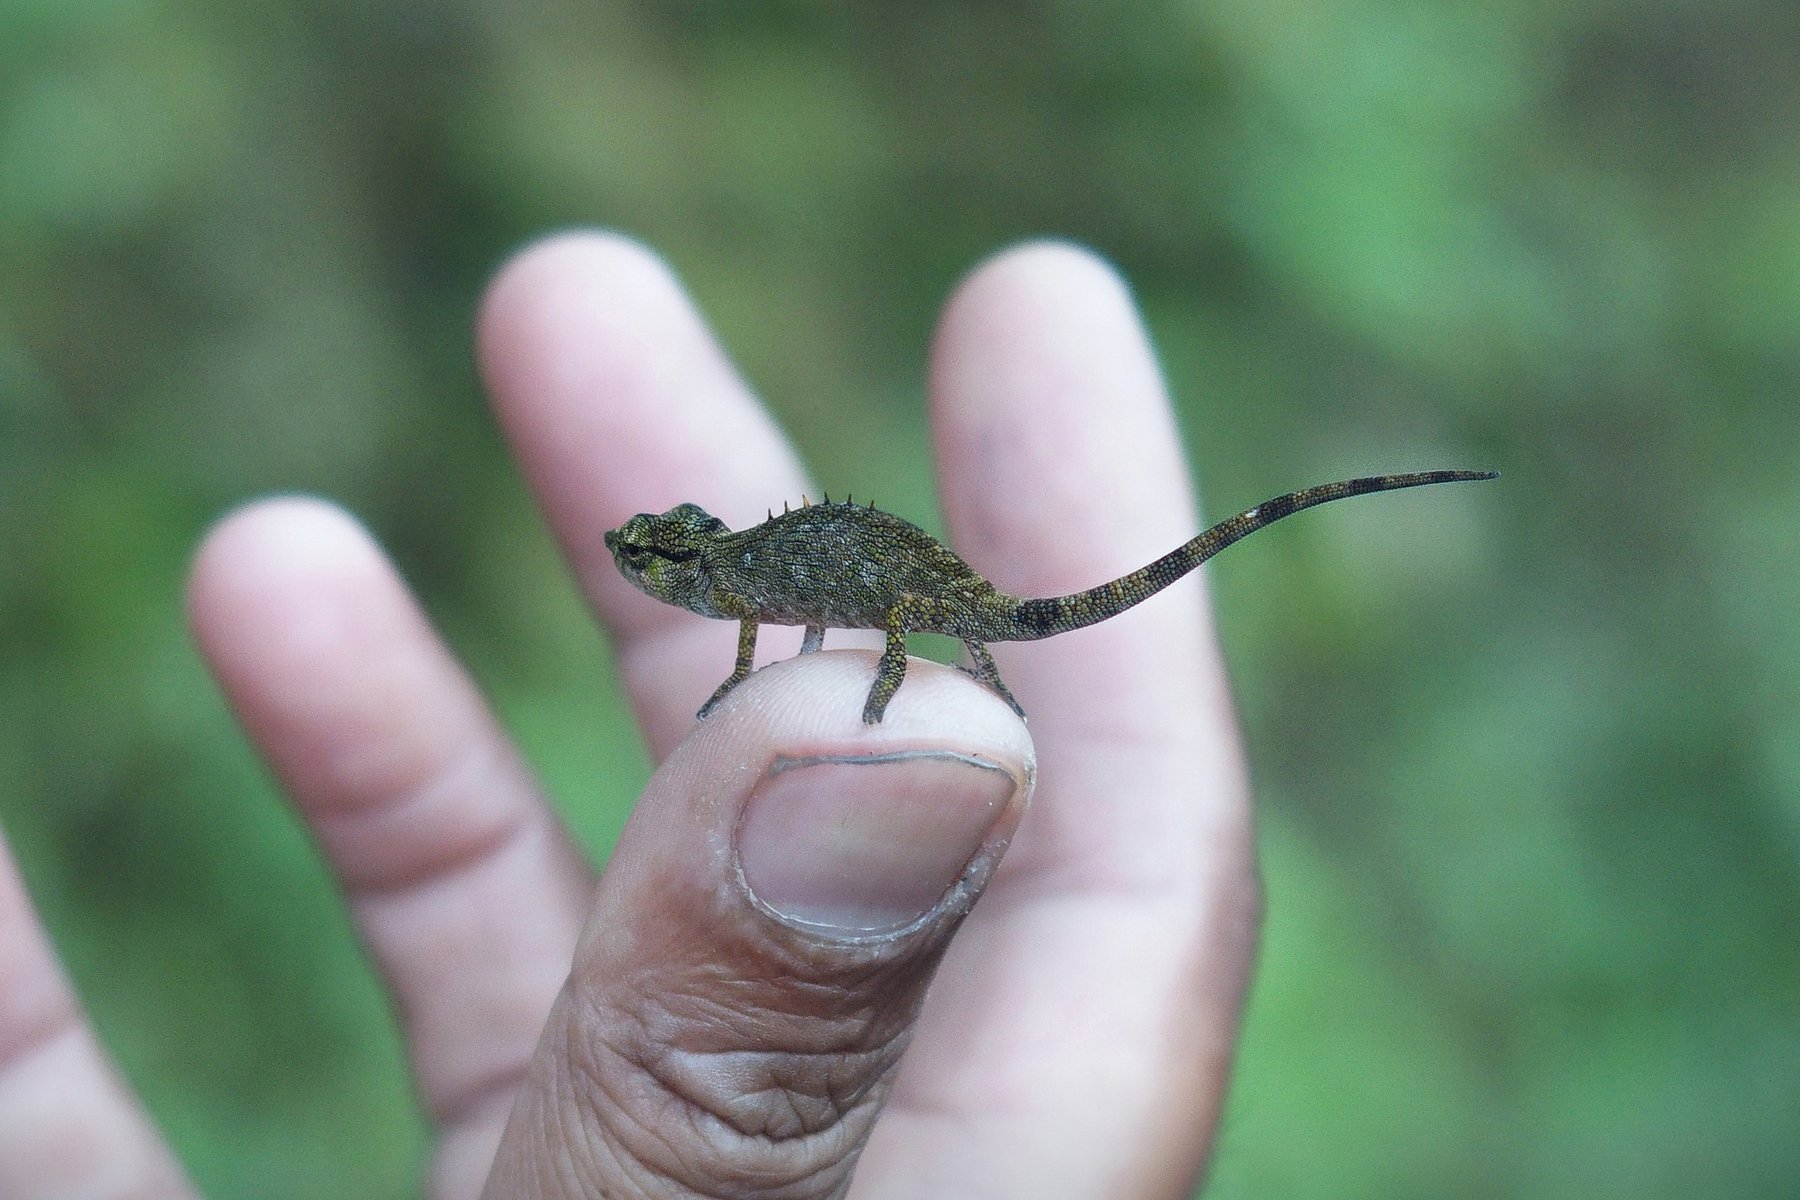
[0,235,1259,1198]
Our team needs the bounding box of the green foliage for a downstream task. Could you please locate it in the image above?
[3,1,1797,1195]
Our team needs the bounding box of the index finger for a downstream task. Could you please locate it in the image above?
[476,234,813,758]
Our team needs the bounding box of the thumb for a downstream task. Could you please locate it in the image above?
[481,651,1035,1199]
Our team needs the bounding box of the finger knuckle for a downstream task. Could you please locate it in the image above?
[558,982,911,1199]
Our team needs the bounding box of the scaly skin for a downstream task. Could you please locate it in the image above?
[604,470,1497,724]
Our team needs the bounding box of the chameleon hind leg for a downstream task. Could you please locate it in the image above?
[961,639,1025,719]
[863,606,912,724]
[865,598,996,723]
[698,618,759,718]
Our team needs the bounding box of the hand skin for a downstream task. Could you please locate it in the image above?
[0,236,1260,1198]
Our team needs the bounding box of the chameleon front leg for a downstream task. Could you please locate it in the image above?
[799,624,826,654]
[961,639,1026,719]
[698,618,759,718]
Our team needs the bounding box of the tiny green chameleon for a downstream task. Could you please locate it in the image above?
[605,469,1496,724]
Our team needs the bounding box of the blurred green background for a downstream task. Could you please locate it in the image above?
[3,0,1797,1196]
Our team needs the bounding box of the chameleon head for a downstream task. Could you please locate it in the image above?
[603,503,731,615]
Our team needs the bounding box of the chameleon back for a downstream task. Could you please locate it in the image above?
[713,503,1005,632]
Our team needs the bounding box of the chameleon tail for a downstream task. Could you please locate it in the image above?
[1006,469,1497,639]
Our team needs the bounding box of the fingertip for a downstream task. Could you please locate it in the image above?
[645,650,1039,890]
[929,239,1171,480]
[185,494,448,751]
[190,492,376,572]
[699,651,1036,772]
[700,656,1035,936]
[941,238,1134,321]
[476,230,688,382]
[932,240,1140,385]
[480,229,675,303]
[186,495,383,645]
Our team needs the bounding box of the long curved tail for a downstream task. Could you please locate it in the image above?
[1005,469,1497,640]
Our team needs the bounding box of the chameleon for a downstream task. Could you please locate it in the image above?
[604,469,1496,724]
